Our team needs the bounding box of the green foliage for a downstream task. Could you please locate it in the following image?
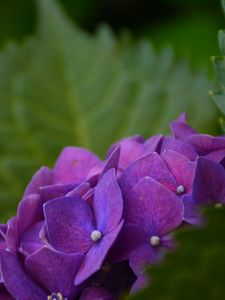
[0,0,217,220]
[212,1,225,125]
[131,208,225,300]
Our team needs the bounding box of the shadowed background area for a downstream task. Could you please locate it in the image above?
[0,0,223,69]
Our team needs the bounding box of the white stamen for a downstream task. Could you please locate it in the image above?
[150,235,160,247]
[214,203,223,209]
[176,185,185,195]
[91,230,102,242]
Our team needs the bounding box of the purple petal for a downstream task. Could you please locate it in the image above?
[87,174,99,187]
[26,246,83,299]
[94,169,123,234]
[205,149,225,163]
[75,221,123,285]
[130,273,150,295]
[182,195,204,226]
[99,146,120,180]
[40,183,77,202]
[144,135,163,153]
[119,152,177,197]
[0,225,7,239]
[53,147,101,184]
[107,136,146,170]
[109,223,147,263]
[177,112,188,123]
[20,221,44,257]
[80,287,113,300]
[0,284,14,300]
[24,166,52,196]
[129,244,160,275]
[170,116,196,142]
[83,188,95,205]
[44,197,95,253]
[161,137,198,161]
[66,182,91,197]
[188,134,225,155]
[5,217,19,251]
[124,177,183,236]
[17,194,43,236]
[193,157,225,205]
[0,250,47,299]
[161,150,195,193]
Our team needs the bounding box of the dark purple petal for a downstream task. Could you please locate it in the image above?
[53,147,101,184]
[66,182,91,197]
[144,135,163,153]
[87,174,99,187]
[193,157,225,205]
[161,137,198,161]
[107,136,146,170]
[161,150,195,193]
[188,134,225,155]
[124,177,183,236]
[109,224,148,263]
[44,197,95,253]
[26,246,83,299]
[0,250,47,299]
[83,188,95,206]
[75,221,123,285]
[80,287,113,300]
[129,244,160,275]
[20,221,44,257]
[40,183,77,202]
[17,194,43,236]
[24,167,52,196]
[119,152,177,197]
[0,284,14,300]
[99,146,120,180]
[94,169,123,234]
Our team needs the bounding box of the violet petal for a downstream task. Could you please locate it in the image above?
[94,169,123,234]
[161,150,195,193]
[119,152,177,197]
[44,196,95,253]
[193,157,225,205]
[0,250,47,299]
[24,166,52,196]
[161,137,198,161]
[124,177,183,236]
[25,246,83,299]
[75,221,123,285]
[53,147,101,184]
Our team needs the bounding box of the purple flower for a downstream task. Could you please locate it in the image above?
[111,177,183,275]
[1,114,225,299]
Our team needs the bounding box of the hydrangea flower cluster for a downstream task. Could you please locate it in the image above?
[0,113,225,300]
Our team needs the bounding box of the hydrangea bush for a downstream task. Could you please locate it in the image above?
[0,113,225,300]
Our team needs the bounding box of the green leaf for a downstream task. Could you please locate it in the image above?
[130,208,225,300]
[212,2,225,122]
[0,0,217,220]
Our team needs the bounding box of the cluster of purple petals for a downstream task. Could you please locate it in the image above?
[1,113,225,300]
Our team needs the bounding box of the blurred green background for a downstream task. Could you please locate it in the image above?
[0,0,223,70]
